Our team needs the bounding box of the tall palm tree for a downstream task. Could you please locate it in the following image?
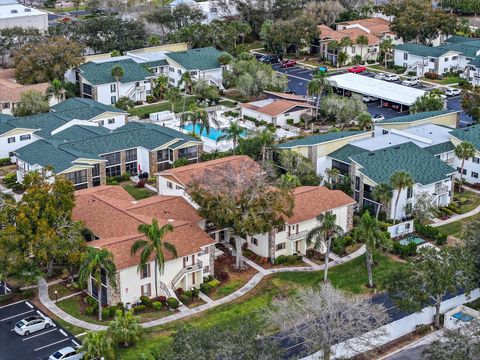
[47,79,65,104]
[356,112,373,130]
[306,213,343,283]
[308,72,327,120]
[337,52,348,68]
[356,35,369,61]
[78,247,117,321]
[372,183,393,220]
[180,104,209,136]
[257,129,275,167]
[111,65,124,103]
[217,122,244,154]
[179,71,193,113]
[339,36,353,55]
[325,167,340,186]
[380,38,394,69]
[79,330,115,360]
[356,211,389,288]
[153,75,169,100]
[390,171,414,224]
[454,141,475,193]
[164,86,181,112]
[130,219,176,298]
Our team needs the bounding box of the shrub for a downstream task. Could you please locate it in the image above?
[158,296,167,305]
[102,307,112,319]
[286,255,300,264]
[183,290,193,299]
[366,59,375,64]
[275,255,287,264]
[424,72,439,80]
[216,271,229,282]
[0,157,12,167]
[393,242,417,258]
[3,172,17,187]
[175,288,184,295]
[85,306,96,316]
[179,294,190,304]
[305,248,315,258]
[108,306,118,317]
[117,302,125,311]
[203,275,214,283]
[436,233,448,246]
[200,283,212,294]
[243,115,256,122]
[207,279,220,288]
[191,287,199,298]
[286,118,294,125]
[85,295,97,307]
[415,222,440,240]
[134,304,146,313]
[146,95,155,103]
[152,301,163,311]
[140,296,152,307]
[167,297,179,309]
[415,324,431,335]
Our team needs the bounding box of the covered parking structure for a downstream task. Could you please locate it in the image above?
[327,73,427,113]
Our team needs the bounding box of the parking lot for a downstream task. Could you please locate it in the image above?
[0,300,80,360]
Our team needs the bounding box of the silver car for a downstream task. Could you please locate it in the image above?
[14,315,54,336]
[49,347,84,360]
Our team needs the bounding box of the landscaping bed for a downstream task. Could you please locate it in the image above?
[48,281,80,300]
[121,182,156,200]
[127,96,196,118]
[436,212,480,237]
[243,249,308,269]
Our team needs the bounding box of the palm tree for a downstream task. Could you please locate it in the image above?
[339,36,353,56]
[107,309,143,348]
[80,330,115,360]
[130,219,176,298]
[257,129,275,167]
[356,112,373,130]
[337,52,348,68]
[78,247,117,321]
[325,167,340,185]
[454,141,475,193]
[306,213,343,283]
[372,183,393,220]
[390,171,414,224]
[308,72,327,120]
[356,211,389,288]
[179,71,193,113]
[356,35,369,61]
[217,122,244,154]
[111,64,124,103]
[47,79,65,104]
[380,38,394,69]
[164,86,181,112]
[153,75,169,100]
[180,104,209,136]
[279,172,301,188]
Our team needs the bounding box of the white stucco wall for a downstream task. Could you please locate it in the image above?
[0,130,40,158]
[454,155,480,184]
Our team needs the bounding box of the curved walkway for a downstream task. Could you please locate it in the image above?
[431,203,480,227]
[38,245,366,330]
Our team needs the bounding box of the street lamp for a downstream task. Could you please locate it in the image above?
[54,290,58,302]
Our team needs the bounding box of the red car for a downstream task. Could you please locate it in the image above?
[348,66,367,73]
[281,59,297,68]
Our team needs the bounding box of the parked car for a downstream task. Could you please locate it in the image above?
[444,88,461,96]
[402,76,420,86]
[383,74,400,82]
[15,315,54,336]
[318,66,328,73]
[372,114,385,122]
[259,55,279,64]
[49,347,84,360]
[281,59,297,68]
[374,73,386,80]
[348,66,367,73]
[362,96,379,103]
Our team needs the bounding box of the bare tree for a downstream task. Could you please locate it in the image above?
[262,283,389,360]
[304,1,345,26]
[410,191,436,225]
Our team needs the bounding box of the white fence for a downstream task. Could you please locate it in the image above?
[301,288,480,359]
[387,220,414,239]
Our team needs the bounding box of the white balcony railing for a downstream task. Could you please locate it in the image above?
[171,261,203,289]
[434,185,449,195]
[287,230,309,241]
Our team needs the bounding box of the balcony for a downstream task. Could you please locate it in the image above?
[171,261,203,289]
[434,185,449,195]
[287,230,309,241]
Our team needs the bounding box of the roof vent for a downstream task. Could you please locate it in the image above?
[131,200,137,204]
[168,219,174,224]
[11,9,17,13]
[24,8,31,12]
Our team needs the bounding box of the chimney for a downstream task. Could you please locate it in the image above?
[168,219,174,225]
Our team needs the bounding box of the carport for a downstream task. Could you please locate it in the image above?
[327,73,426,112]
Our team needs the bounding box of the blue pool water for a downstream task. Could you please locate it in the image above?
[453,312,474,322]
[399,237,425,246]
[182,124,247,141]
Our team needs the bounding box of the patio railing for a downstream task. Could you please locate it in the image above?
[287,230,309,241]
[171,261,203,289]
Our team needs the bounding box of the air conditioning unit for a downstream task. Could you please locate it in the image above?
[11,9,18,13]
[25,8,31,12]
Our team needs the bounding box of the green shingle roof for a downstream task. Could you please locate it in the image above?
[51,125,111,142]
[395,44,449,58]
[424,141,455,155]
[8,113,69,138]
[78,59,152,85]
[278,131,367,148]
[350,142,455,186]
[143,59,168,68]
[328,144,368,164]
[377,110,456,124]
[165,47,226,71]
[445,35,478,44]
[52,98,125,114]
[450,124,480,150]
[469,56,480,69]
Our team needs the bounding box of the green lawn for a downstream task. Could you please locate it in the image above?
[219,100,238,108]
[455,190,480,214]
[47,5,87,13]
[116,254,402,359]
[56,296,106,326]
[435,212,480,237]
[243,41,264,51]
[422,76,462,85]
[209,280,244,300]
[122,184,156,200]
[128,97,196,118]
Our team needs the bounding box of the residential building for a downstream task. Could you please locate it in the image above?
[393,35,480,83]
[15,121,202,190]
[0,68,60,115]
[0,0,48,32]
[169,0,237,24]
[0,97,127,159]
[246,186,355,259]
[449,124,480,184]
[73,185,215,305]
[67,46,229,105]
[318,17,400,65]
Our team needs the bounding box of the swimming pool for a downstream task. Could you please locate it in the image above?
[452,312,474,322]
[182,124,247,141]
[399,236,425,246]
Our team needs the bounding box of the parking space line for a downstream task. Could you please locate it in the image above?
[22,328,57,341]
[0,309,34,321]
[72,339,80,347]
[0,300,28,309]
[59,329,68,337]
[25,301,33,309]
[34,337,71,351]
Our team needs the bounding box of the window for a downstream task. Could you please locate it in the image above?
[110,96,116,104]
[157,162,171,171]
[105,165,121,177]
[125,149,137,162]
[457,167,467,175]
[108,118,115,124]
[473,157,480,164]
[177,69,182,75]
[472,172,479,179]
[190,71,198,76]
[141,283,151,297]
[167,181,173,189]
[407,186,413,199]
[444,57,449,62]
[276,243,286,251]
[125,161,138,175]
[250,237,258,246]
[382,129,389,135]
[64,170,88,190]
[98,120,105,126]
[452,56,458,60]
[405,203,412,214]
[19,134,31,141]
[178,146,198,160]
[102,152,121,166]
[2,102,10,109]
[92,164,100,177]
[157,149,169,162]
[351,46,356,54]
[169,67,174,72]
[110,84,116,93]
[140,264,150,279]
[7,137,15,143]
[403,52,408,60]
[136,82,140,87]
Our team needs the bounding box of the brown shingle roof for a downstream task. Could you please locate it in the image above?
[287,186,356,224]
[263,91,309,102]
[318,24,382,46]
[240,99,314,117]
[0,69,50,103]
[73,185,214,270]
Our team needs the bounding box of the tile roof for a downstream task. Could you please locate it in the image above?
[450,124,480,150]
[318,24,380,45]
[278,131,368,148]
[78,59,152,85]
[328,144,369,164]
[350,142,455,185]
[240,99,313,117]
[377,110,457,124]
[424,141,455,155]
[0,68,50,103]
[73,185,214,270]
[165,47,226,71]
[287,186,355,224]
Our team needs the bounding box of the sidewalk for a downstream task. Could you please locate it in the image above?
[431,203,480,227]
[38,245,366,330]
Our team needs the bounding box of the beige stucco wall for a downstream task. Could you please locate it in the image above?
[376,113,459,132]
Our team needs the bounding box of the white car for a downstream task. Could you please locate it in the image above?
[402,76,420,86]
[362,96,379,103]
[14,315,54,336]
[374,73,386,80]
[383,74,400,82]
[49,347,84,360]
[372,114,385,122]
[444,88,461,96]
